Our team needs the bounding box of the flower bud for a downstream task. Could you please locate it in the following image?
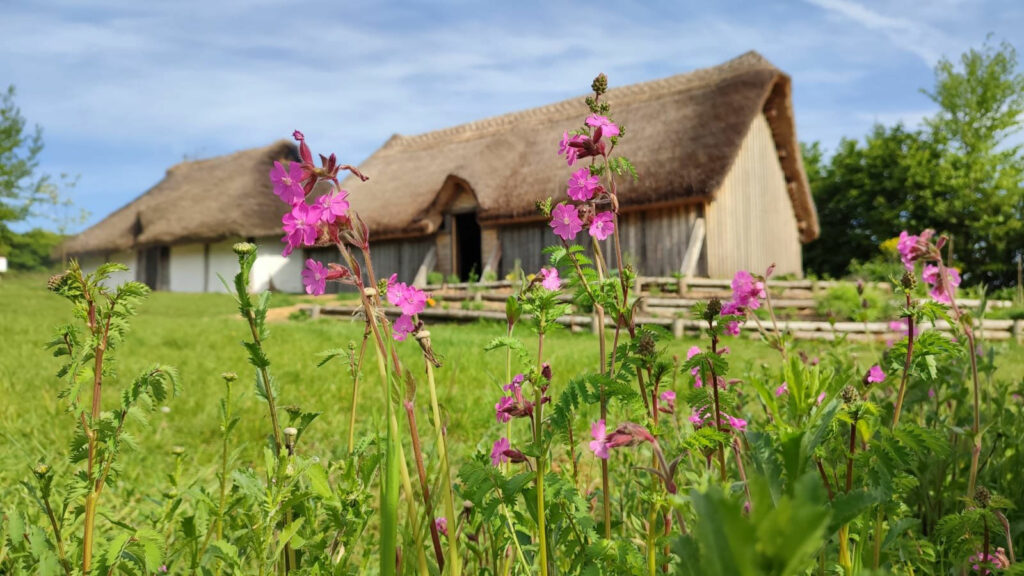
[540,362,552,381]
[900,270,916,291]
[638,332,656,357]
[705,298,722,321]
[221,372,238,383]
[591,73,608,96]
[841,385,858,405]
[46,272,69,292]
[974,486,991,508]
[232,242,256,257]
[171,446,186,456]
[33,462,51,479]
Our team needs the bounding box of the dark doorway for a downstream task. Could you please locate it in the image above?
[138,246,170,290]
[455,212,482,281]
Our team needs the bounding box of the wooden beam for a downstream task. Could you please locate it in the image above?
[412,245,437,288]
[678,217,705,283]
[482,238,502,277]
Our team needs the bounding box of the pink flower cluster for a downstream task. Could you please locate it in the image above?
[495,374,529,422]
[686,345,704,388]
[969,548,1010,574]
[719,270,767,336]
[658,390,676,414]
[688,407,747,433]
[386,274,429,341]
[271,131,352,258]
[550,114,621,243]
[589,420,654,460]
[537,267,561,291]
[922,264,961,305]
[897,229,963,305]
[866,365,886,384]
[490,436,527,466]
[897,229,935,271]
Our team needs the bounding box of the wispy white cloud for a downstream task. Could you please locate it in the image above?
[1,0,1020,231]
[802,0,956,65]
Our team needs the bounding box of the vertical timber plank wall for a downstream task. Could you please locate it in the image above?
[308,237,434,291]
[706,113,802,278]
[497,204,700,277]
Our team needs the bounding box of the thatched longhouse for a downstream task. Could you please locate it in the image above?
[64,51,819,293]
[63,141,305,292]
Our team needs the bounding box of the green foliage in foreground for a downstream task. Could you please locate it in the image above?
[1,269,1024,574]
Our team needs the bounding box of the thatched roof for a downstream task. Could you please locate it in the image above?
[64,140,299,256]
[344,50,818,243]
[66,51,818,257]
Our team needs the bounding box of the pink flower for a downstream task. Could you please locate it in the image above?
[725,321,741,336]
[969,547,1010,574]
[658,390,676,414]
[922,265,961,305]
[589,420,609,459]
[281,203,323,256]
[689,406,706,427]
[435,517,448,537]
[567,167,600,201]
[317,190,350,224]
[604,422,655,449]
[775,382,789,397]
[558,131,587,166]
[393,314,415,341]
[302,259,327,295]
[867,365,885,384]
[816,391,827,405]
[686,345,703,387]
[897,229,937,270]
[727,414,747,432]
[897,231,918,271]
[928,388,936,399]
[730,270,765,311]
[387,282,428,315]
[495,396,514,423]
[491,437,510,467]
[589,211,615,240]
[270,160,305,205]
[549,203,583,241]
[538,267,561,291]
[585,114,620,138]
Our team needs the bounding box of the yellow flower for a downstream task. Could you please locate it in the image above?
[427,297,436,307]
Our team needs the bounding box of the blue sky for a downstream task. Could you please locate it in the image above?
[2,0,1022,233]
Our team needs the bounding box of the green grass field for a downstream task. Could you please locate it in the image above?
[2,271,1022,506]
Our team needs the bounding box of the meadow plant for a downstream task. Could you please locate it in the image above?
[5,73,1024,576]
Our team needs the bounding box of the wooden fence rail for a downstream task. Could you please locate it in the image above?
[301,304,1023,343]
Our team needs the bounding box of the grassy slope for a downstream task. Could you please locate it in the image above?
[1,271,1021,507]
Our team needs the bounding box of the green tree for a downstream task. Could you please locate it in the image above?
[0,85,47,225]
[802,126,949,279]
[924,40,1024,286]
[804,40,1024,287]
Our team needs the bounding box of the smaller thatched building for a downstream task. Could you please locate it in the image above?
[65,51,818,293]
[63,141,304,292]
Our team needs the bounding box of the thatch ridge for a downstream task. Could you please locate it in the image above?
[66,51,819,257]
[343,50,819,243]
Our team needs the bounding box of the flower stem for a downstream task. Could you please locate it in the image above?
[534,331,548,576]
[891,292,916,429]
[938,254,983,498]
[404,399,445,571]
[348,331,369,453]
[425,358,462,576]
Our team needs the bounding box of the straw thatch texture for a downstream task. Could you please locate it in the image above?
[66,51,818,258]
[64,140,299,256]
[343,50,818,243]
